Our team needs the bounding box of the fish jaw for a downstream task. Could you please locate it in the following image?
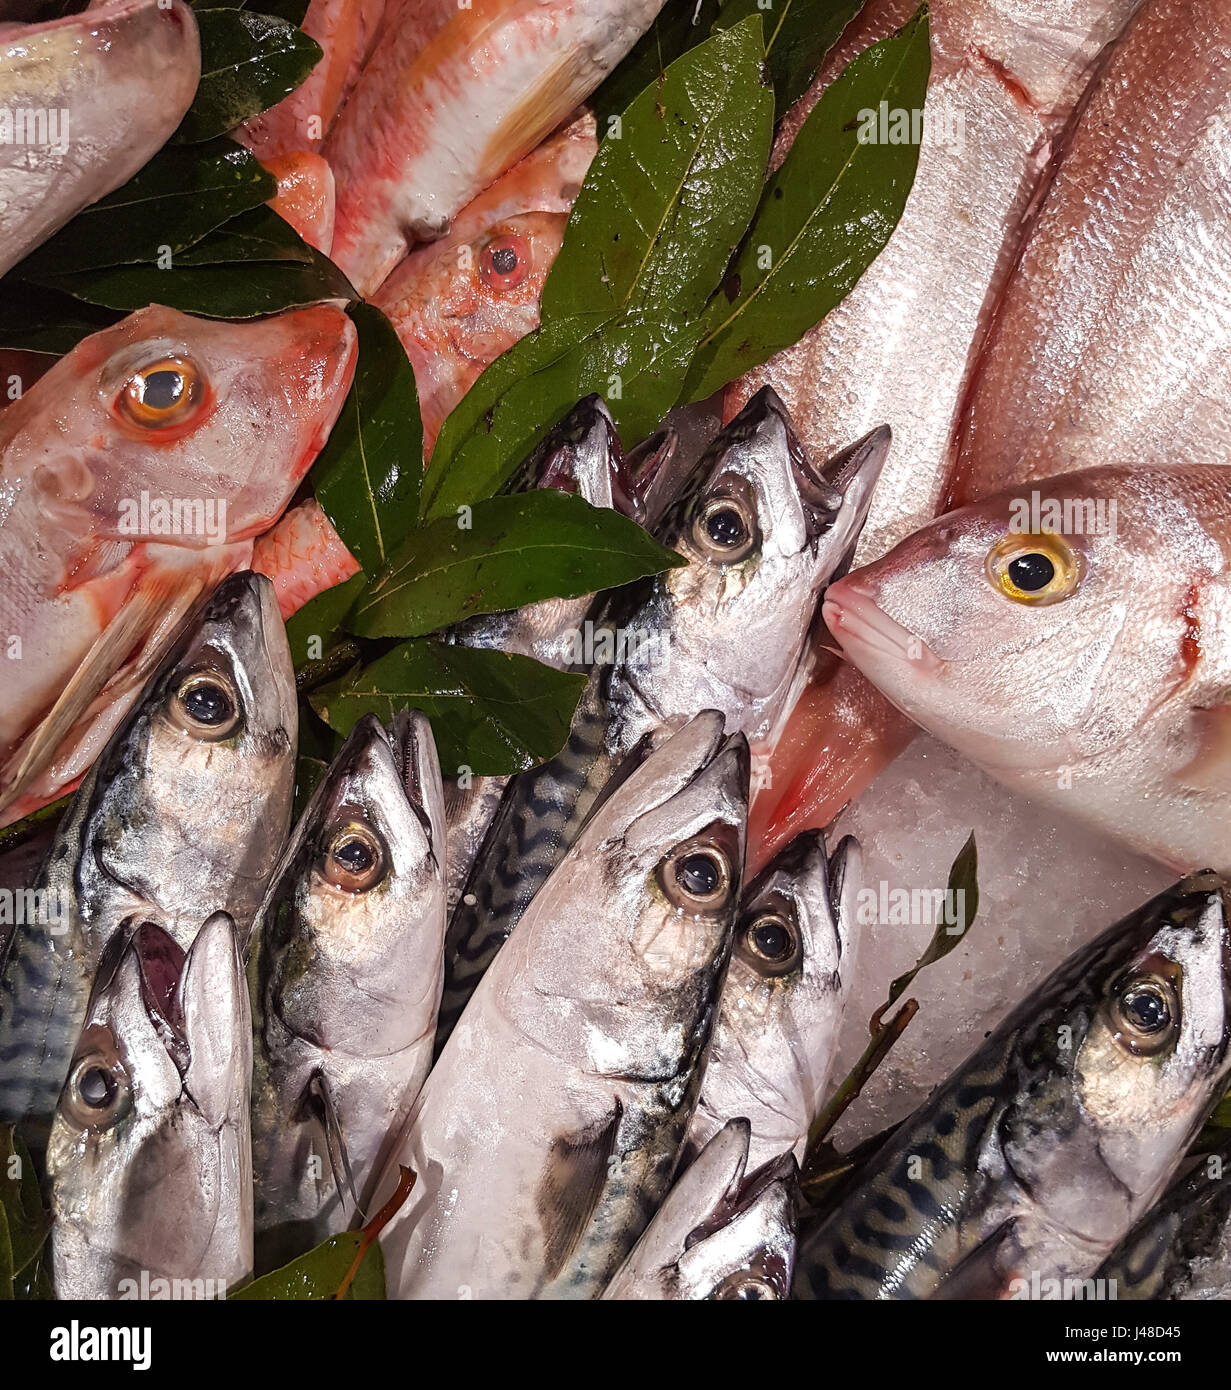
[326,0,664,294]
[0,0,200,277]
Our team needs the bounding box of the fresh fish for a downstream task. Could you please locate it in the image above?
[0,572,296,1132]
[796,873,1231,1299]
[252,496,361,622]
[47,912,252,1301]
[373,113,596,453]
[0,0,200,277]
[0,303,354,818]
[251,710,446,1266]
[377,711,749,1299]
[603,1119,798,1301]
[325,0,666,295]
[686,831,860,1171]
[1095,1139,1231,1300]
[240,0,389,160]
[441,393,666,912]
[737,0,1148,855]
[824,466,1231,874]
[949,0,1231,506]
[438,391,887,1046]
[263,151,336,255]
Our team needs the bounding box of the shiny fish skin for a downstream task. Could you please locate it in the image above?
[0,0,200,277]
[949,0,1231,505]
[48,913,252,1301]
[0,572,296,1132]
[376,713,748,1300]
[325,0,665,295]
[825,466,1231,874]
[686,831,860,1171]
[251,710,446,1266]
[796,876,1231,1299]
[603,1119,798,1300]
[436,391,887,1048]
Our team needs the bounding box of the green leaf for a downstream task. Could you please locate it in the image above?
[179,9,323,144]
[883,831,978,1014]
[285,573,367,669]
[350,490,684,640]
[173,204,315,265]
[0,1127,50,1300]
[246,0,311,24]
[311,642,586,777]
[715,0,865,112]
[229,1230,385,1300]
[13,139,275,277]
[421,16,774,520]
[311,304,423,574]
[683,5,930,399]
[0,283,119,355]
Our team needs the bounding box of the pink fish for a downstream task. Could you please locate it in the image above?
[0,303,357,821]
[325,0,665,296]
[373,113,596,454]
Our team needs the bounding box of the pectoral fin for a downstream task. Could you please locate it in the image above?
[1176,704,1231,793]
[931,1220,1022,1300]
[301,1068,359,1216]
[536,1103,623,1281]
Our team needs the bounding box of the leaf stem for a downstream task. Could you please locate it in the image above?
[295,640,362,695]
[333,1166,416,1301]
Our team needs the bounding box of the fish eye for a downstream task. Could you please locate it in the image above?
[712,1272,779,1301]
[985,533,1081,605]
[63,1054,128,1129]
[169,672,241,740]
[694,496,756,563]
[662,842,734,914]
[479,233,529,291]
[737,910,801,977]
[323,821,386,893]
[1110,975,1179,1056]
[115,356,206,432]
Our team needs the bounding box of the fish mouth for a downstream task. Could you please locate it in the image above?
[128,920,190,1067]
[823,580,942,677]
[513,394,653,520]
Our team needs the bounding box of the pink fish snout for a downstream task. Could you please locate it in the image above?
[824,577,942,678]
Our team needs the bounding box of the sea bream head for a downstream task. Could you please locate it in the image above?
[47,913,252,1300]
[496,711,749,1085]
[259,709,447,1060]
[688,830,860,1169]
[635,389,888,744]
[997,874,1231,1255]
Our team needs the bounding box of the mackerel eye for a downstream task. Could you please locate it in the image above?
[737,910,801,977]
[662,842,734,913]
[694,496,756,563]
[116,357,206,432]
[1110,975,1179,1057]
[985,533,1081,605]
[480,234,529,291]
[63,1054,128,1129]
[323,822,386,893]
[712,1272,779,1301]
[169,673,240,740]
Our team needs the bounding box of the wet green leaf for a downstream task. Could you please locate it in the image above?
[592,0,723,135]
[286,573,367,670]
[311,642,586,777]
[173,204,315,265]
[244,0,310,24]
[715,0,865,112]
[179,9,322,144]
[311,304,423,574]
[683,6,930,398]
[421,16,773,519]
[349,491,684,640]
[229,1231,385,1300]
[0,1127,50,1301]
[884,830,978,1013]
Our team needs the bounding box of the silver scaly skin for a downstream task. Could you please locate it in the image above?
[376,712,748,1299]
[686,831,860,1171]
[796,874,1231,1299]
[0,572,296,1132]
[604,1118,798,1301]
[47,912,252,1300]
[250,710,446,1270]
[436,389,888,1050]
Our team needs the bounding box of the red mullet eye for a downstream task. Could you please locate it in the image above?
[480,235,529,291]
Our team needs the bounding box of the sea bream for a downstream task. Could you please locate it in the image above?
[47,913,252,1301]
[796,874,1231,1298]
[949,0,1231,506]
[604,1119,798,1301]
[376,712,749,1299]
[0,302,354,820]
[0,572,296,1133]
[686,831,860,1171]
[325,0,666,295]
[373,113,596,454]
[437,391,887,1046]
[251,711,446,1267]
[0,0,200,277]
[824,466,1231,874]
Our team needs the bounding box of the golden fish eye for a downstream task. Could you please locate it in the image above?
[693,496,756,564]
[116,356,206,432]
[1109,973,1179,1057]
[662,841,734,914]
[323,821,386,893]
[985,532,1082,605]
[63,1052,129,1130]
[169,672,241,741]
[738,910,800,977]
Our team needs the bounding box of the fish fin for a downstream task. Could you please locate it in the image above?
[302,1069,359,1216]
[930,1220,1022,1300]
[0,571,205,814]
[1176,705,1231,792]
[535,1102,624,1281]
